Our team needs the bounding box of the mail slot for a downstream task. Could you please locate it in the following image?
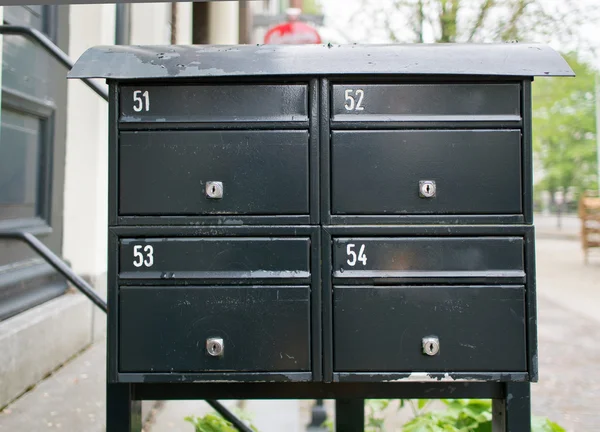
[120,286,311,373]
[331,130,522,215]
[119,130,309,216]
[120,84,308,123]
[332,237,525,281]
[333,285,526,372]
[331,83,521,122]
[119,237,311,280]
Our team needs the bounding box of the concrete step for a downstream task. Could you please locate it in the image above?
[0,340,106,432]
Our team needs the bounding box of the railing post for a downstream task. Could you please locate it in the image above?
[307,399,328,431]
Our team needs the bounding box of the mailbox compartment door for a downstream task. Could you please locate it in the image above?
[119,130,309,215]
[331,130,522,215]
[119,286,310,373]
[333,285,526,372]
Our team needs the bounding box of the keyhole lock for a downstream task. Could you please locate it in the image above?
[419,180,436,198]
[205,181,223,199]
[422,336,440,356]
[206,337,224,357]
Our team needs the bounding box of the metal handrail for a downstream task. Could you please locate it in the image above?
[0,25,108,102]
[0,231,107,312]
[206,400,254,432]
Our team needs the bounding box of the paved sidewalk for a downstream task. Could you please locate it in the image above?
[531,236,600,432]
[0,232,597,431]
[535,236,600,325]
[533,296,600,431]
[534,213,581,240]
[0,341,106,432]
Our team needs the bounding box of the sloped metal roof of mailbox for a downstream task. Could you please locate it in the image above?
[68,44,574,80]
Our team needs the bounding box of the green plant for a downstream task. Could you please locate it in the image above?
[187,399,565,431]
[184,408,258,432]
[365,399,391,431]
[402,399,565,432]
[184,413,239,432]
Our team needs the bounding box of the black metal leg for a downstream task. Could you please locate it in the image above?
[492,382,531,432]
[335,399,364,432]
[107,383,142,432]
[307,399,328,431]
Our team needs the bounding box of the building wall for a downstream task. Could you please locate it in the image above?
[0,7,3,111]
[209,1,239,44]
[64,3,192,282]
[64,4,114,281]
[0,3,193,409]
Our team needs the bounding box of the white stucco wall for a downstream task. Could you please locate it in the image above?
[177,2,193,45]
[131,3,171,45]
[63,4,193,278]
[63,4,115,278]
[0,7,3,120]
[209,1,239,44]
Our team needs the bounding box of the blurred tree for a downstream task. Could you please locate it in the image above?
[532,53,598,209]
[343,0,595,45]
[303,0,323,16]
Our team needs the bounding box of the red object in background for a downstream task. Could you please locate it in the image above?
[264,20,322,44]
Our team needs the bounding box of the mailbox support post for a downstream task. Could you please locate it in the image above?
[335,399,364,432]
[107,383,142,432]
[306,399,328,431]
[492,383,531,432]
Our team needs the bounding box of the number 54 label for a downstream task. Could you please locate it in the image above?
[346,243,367,266]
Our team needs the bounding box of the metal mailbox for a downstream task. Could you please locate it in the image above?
[70,43,573,431]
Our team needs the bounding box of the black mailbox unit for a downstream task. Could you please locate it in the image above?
[69,44,573,431]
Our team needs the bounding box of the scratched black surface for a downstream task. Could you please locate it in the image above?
[68,44,574,79]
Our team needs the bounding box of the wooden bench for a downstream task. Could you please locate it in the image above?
[579,192,600,263]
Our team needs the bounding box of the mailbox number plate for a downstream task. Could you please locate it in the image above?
[120,85,309,123]
[331,84,521,121]
[333,237,525,279]
[119,237,311,280]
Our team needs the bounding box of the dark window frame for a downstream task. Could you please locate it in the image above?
[0,87,56,232]
[0,5,69,321]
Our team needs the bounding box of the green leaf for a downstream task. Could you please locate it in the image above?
[418,399,430,410]
[532,416,567,432]
[184,412,257,432]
